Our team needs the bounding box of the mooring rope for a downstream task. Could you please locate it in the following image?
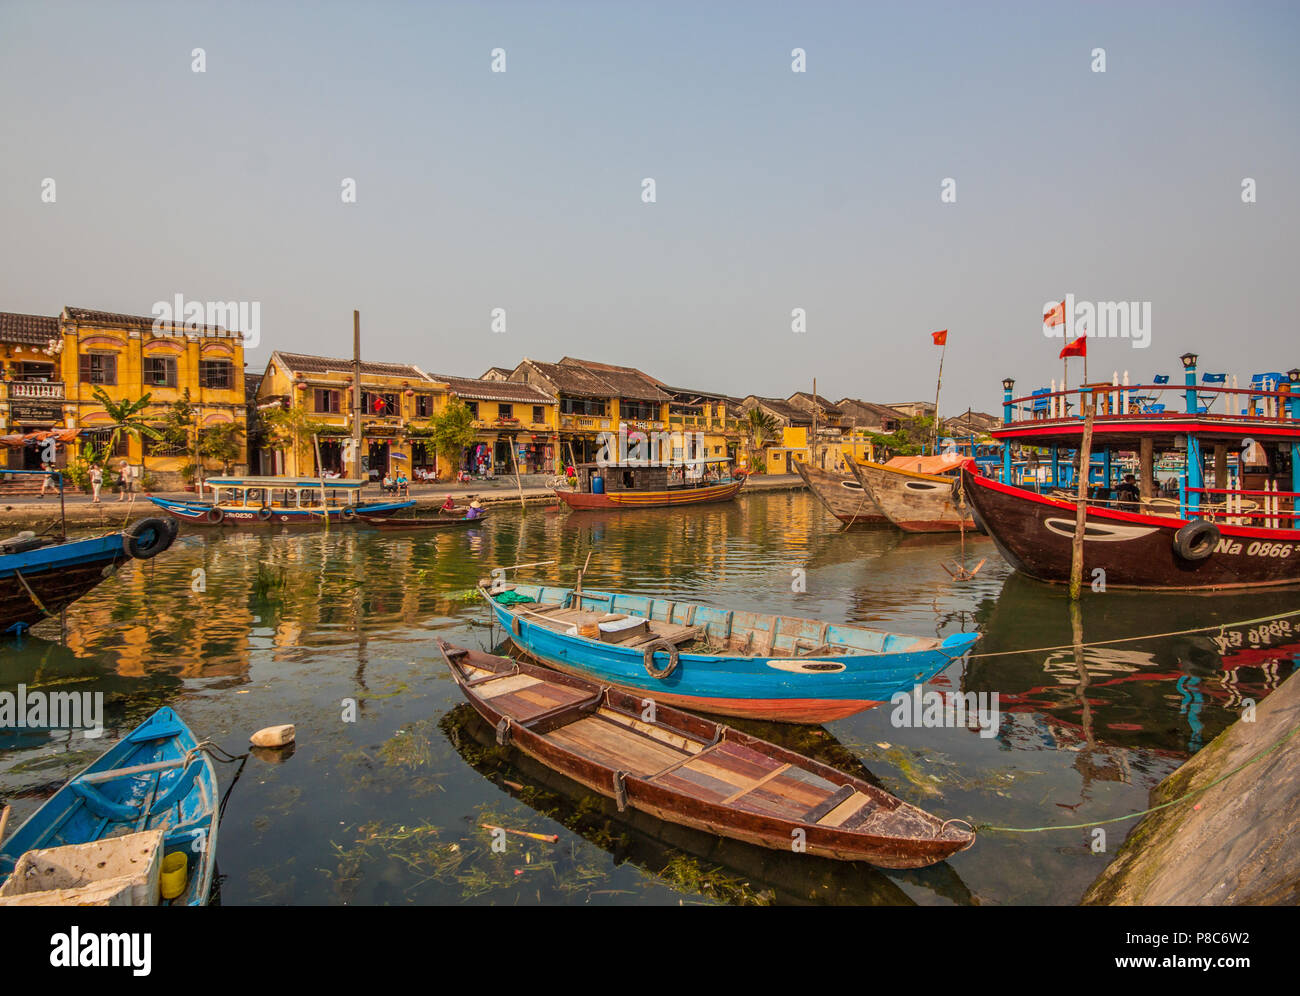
[974,721,1300,834]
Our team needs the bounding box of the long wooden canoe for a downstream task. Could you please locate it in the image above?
[794,461,890,526]
[483,581,979,723]
[359,512,490,530]
[849,459,975,533]
[0,707,219,905]
[439,640,975,868]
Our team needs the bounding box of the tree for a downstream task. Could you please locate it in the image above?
[91,387,162,462]
[430,398,479,480]
[160,389,198,482]
[865,415,935,459]
[198,422,245,475]
[261,403,325,475]
[741,407,780,473]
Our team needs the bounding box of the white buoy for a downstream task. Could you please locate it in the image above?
[250,724,295,748]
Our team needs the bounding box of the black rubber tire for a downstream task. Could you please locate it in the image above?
[122,517,177,560]
[1173,520,1220,561]
[642,639,680,679]
[205,506,224,525]
[341,507,357,522]
[257,506,273,521]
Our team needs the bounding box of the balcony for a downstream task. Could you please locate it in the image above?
[7,381,65,401]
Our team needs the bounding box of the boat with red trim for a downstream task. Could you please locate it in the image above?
[554,457,746,510]
[148,475,413,527]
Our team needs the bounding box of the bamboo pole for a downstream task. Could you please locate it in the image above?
[509,440,526,513]
[1069,404,1096,600]
[932,344,946,449]
[312,433,330,531]
[352,310,363,479]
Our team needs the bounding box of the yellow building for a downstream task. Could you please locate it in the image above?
[434,374,558,475]
[2,308,247,483]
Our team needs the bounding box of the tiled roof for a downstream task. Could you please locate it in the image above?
[0,312,60,346]
[63,306,228,334]
[432,373,555,405]
[480,366,514,381]
[787,392,844,417]
[743,396,812,424]
[557,357,671,402]
[519,359,619,399]
[271,351,431,381]
[837,398,905,425]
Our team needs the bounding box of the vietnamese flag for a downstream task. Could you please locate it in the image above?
[1044,300,1066,326]
[1059,335,1087,359]
[372,396,385,412]
[931,329,948,346]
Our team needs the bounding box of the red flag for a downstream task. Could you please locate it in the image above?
[931,329,948,346]
[1059,336,1087,359]
[372,396,385,412]
[1044,300,1065,326]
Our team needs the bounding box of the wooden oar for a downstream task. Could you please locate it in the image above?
[480,823,558,844]
[0,803,11,846]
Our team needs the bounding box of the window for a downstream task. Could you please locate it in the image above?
[497,404,513,420]
[560,397,607,416]
[79,353,117,386]
[314,389,341,414]
[416,394,433,417]
[532,405,545,424]
[143,356,177,387]
[14,362,55,382]
[199,360,233,389]
[464,401,479,418]
[621,401,657,421]
[362,392,399,416]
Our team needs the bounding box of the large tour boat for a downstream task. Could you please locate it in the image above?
[148,476,414,527]
[554,457,746,510]
[966,360,1300,590]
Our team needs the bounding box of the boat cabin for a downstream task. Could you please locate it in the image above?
[203,476,367,511]
[572,457,735,495]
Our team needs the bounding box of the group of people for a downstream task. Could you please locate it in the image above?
[380,471,410,496]
[39,458,136,504]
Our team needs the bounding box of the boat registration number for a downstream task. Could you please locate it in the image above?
[1215,539,1294,558]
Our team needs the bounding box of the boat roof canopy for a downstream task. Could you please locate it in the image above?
[882,453,971,475]
[206,476,367,488]
[577,456,732,467]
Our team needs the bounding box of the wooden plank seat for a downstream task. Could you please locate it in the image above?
[477,673,593,724]
[545,714,691,777]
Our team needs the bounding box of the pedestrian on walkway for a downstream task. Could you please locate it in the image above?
[116,459,136,502]
[89,462,103,503]
[38,460,59,497]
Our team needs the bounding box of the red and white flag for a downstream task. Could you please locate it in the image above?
[1044,300,1066,327]
[931,329,948,346]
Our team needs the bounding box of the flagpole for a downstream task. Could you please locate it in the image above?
[933,340,946,450]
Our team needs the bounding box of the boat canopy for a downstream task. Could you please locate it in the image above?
[882,453,971,475]
[204,476,366,489]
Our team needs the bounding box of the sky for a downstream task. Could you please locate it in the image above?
[1,1,1297,414]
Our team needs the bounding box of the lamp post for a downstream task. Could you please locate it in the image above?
[1289,369,1300,495]
[1180,353,1201,514]
[1001,378,1015,481]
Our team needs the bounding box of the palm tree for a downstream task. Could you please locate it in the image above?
[741,407,780,473]
[91,387,162,462]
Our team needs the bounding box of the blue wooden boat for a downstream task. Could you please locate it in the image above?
[0,707,219,906]
[1,518,178,636]
[148,475,414,527]
[483,582,980,723]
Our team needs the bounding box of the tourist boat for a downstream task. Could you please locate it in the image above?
[794,461,889,526]
[148,475,414,527]
[480,580,979,723]
[358,511,490,530]
[438,640,975,867]
[969,362,1300,590]
[0,707,218,906]
[554,457,746,510]
[1,517,177,636]
[849,454,976,533]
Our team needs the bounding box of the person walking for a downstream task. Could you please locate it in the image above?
[38,460,59,498]
[89,462,104,503]
[116,459,136,502]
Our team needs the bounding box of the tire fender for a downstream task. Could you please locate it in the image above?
[1173,520,1220,562]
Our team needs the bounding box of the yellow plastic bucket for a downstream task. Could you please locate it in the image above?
[160,852,188,900]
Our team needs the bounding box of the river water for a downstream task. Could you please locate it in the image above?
[2,491,1296,905]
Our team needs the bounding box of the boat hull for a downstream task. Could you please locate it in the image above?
[850,461,974,533]
[148,496,414,527]
[486,584,978,724]
[962,468,1300,590]
[441,642,975,867]
[0,707,219,905]
[359,513,489,530]
[554,476,746,510]
[1,534,140,635]
[794,462,889,525]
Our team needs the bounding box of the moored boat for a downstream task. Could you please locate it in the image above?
[359,511,490,530]
[148,475,414,527]
[849,455,976,533]
[1,517,177,636]
[794,461,889,526]
[481,580,979,723]
[0,707,219,905]
[438,640,975,867]
[554,457,746,510]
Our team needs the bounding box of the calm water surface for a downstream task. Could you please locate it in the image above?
[2,491,1296,905]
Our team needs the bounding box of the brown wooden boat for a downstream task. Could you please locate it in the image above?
[849,456,975,533]
[438,640,975,867]
[793,461,889,526]
[360,512,489,530]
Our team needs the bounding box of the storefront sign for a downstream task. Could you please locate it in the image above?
[11,401,63,422]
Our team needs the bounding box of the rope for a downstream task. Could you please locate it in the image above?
[975,721,1300,834]
[12,569,56,618]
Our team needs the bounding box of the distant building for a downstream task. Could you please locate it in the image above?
[430,373,557,474]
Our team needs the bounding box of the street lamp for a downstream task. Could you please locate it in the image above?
[1288,368,1300,384]
[1179,352,1198,370]
[1002,377,1015,392]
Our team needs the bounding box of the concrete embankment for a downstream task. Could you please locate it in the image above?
[0,475,807,531]
[1081,670,1300,905]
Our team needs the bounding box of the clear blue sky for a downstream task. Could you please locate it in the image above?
[2,1,1296,413]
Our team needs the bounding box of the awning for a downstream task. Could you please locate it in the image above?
[882,452,972,475]
[1,428,80,448]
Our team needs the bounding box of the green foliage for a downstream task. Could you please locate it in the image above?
[741,407,780,469]
[866,415,935,458]
[159,389,197,455]
[261,403,325,470]
[198,421,245,474]
[91,386,162,456]
[430,399,478,472]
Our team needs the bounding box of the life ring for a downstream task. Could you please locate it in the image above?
[1173,520,1219,561]
[205,506,224,525]
[341,507,357,522]
[642,638,679,679]
[257,506,273,521]
[122,517,177,560]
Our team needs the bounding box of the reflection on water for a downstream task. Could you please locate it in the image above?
[1,493,1296,905]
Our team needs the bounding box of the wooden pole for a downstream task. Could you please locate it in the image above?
[810,378,817,468]
[1069,404,1096,600]
[312,433,330,531]
[509,440,526,513]
[352,310,363,480]
[1139,436,1155,500]
[933,343,946,449]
